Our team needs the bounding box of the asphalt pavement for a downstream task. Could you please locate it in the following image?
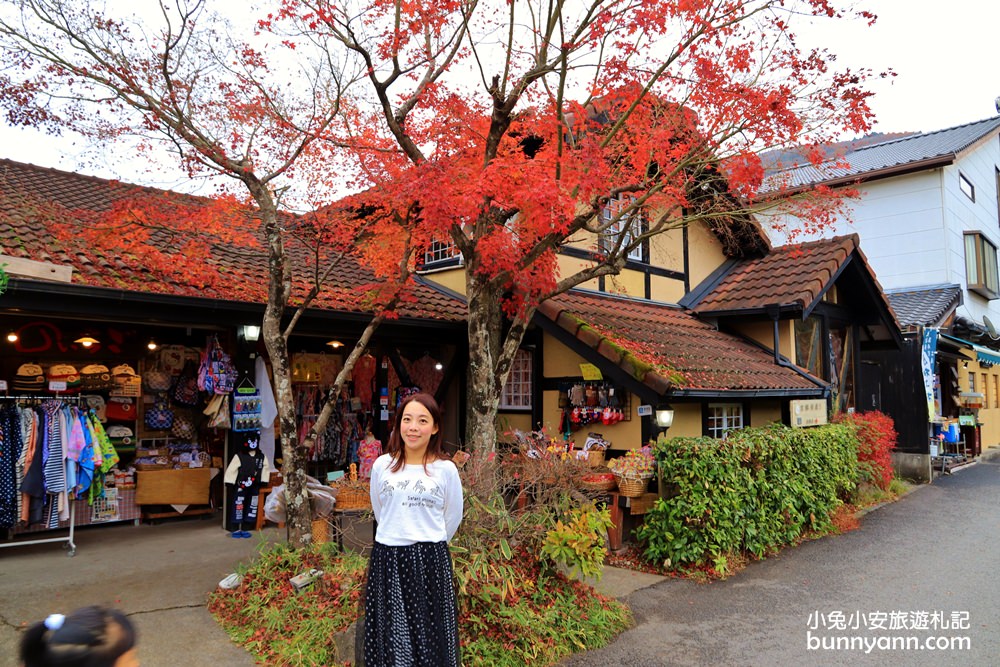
[560,451,1000,667]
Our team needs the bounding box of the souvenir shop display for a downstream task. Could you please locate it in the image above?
[0,396,123,555]
[232,377,262,432]
[558,381,630,433]
[110,365,142,397]
[80,364,113,391]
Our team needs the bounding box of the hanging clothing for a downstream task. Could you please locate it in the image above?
[357,436,382,480]
[256,356,279,468]
[0,405,25,529]
[354,353,377,411]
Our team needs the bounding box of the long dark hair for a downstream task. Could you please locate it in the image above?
[386,392,444,473]
[20,606,137,667]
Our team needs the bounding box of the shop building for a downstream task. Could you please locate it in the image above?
[0,158,466,548]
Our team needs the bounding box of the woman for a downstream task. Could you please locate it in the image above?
[365,393,463,666]
[20,605,138,667]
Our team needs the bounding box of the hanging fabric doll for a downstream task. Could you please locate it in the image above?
[357,430,382,480]
[224,434,271,538]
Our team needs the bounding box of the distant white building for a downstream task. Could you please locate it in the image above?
[763,116,1000,475]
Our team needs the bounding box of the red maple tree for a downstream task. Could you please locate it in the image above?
[0,0,887,539]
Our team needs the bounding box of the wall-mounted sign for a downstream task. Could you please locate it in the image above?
[636,404,653,417]
[790,399,828,428]
[579,363,603,381]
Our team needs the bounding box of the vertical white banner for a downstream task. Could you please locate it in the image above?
[921,329,938,421]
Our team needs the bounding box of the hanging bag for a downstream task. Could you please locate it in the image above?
[172,414,197,441]
[172,361,200,406]
[144,400,175,430]
[199,335,237,395]
[144,366,173,393]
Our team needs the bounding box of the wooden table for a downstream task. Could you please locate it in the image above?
[606,491,659,551]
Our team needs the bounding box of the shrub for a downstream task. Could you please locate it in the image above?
[638,423,859,569]
[833,411,897,490]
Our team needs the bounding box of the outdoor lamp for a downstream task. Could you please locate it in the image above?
[241,324,261,342]
[5,331,17,343]
[147,338,158,351]
[74,335,99,348]
[655,404,675,429]
[326,340,344,348]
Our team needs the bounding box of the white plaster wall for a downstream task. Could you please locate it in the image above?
[764,133,1000,329]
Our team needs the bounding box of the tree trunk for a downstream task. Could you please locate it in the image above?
[464,272,504,454]
[254,186,312,547]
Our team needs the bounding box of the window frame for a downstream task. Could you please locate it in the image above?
[499,348,533,411]
[421,238,463,269]
[960,172,975,202]
[964,231,1000,300]
[600,194,647,263]
[706,402,744,439]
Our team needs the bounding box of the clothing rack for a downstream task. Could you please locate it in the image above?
[0,395,84,557]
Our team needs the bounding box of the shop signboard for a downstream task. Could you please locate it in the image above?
[790,399,827,428]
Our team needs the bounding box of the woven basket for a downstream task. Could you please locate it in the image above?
[334,485,371,510]
[579,474,617,492]
[312,517,331,545]
[615,475,650,498]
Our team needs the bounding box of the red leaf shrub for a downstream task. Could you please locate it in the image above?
[834,411,897,490]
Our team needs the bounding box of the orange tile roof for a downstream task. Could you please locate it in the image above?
[539,291,823,395]
[692,234,893,319]
[0,159,465,322]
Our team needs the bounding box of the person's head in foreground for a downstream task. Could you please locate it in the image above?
[20,605,138,667]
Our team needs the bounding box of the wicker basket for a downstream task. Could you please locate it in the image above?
[312,517,331,545]
[334,484,371,510]
[615,474,650,498]
[579,473,617,492]
[586,449,606,467]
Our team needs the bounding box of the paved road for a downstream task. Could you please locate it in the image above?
[562,459,1000,667]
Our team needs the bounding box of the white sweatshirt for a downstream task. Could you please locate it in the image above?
[369,454,463,546]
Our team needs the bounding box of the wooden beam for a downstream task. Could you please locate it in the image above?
[0,254,73,283]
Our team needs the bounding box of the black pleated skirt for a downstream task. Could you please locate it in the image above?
[362,541,460,667]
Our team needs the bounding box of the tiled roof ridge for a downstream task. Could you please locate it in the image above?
[0,157,205,204]
[849,115,1000,156]
[765,116,1000,178]
[884,282,962,295]
[771,232,858,254]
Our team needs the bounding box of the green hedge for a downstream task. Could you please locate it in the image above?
[637,423,858,569]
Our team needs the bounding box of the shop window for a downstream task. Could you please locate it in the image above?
[994,375,999,408]
[964,232,1000,299]
[969,372,976,393]
[707,403,743,439]
[500,349,533,410]
[982,373,989,407]
[600,194,646,262]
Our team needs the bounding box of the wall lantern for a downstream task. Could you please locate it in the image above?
[241,325,261,342]
[654,403,675,429]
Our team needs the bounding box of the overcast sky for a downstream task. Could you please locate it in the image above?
[1,0,997,186]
